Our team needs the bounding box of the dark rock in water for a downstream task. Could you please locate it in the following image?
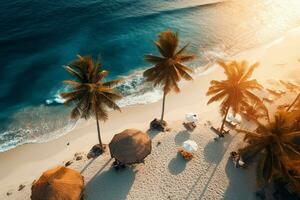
[6,192,12,196]
[18,184,25,191]
[65,160,73,167]
[150,118,167,131]
[87,144,105,159]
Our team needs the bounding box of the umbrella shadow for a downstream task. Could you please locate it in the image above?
[168,153,187,175]
[174,130,191,145]
[84,167,136,200]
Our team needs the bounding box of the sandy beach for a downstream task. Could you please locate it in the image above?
[1,27,300,199]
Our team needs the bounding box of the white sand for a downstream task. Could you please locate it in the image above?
[1,27,300,199]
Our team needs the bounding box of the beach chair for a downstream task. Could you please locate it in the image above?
[263,97,274,103]
[225,119,238,128]
[183,122,196,131]
[210,126,224,137]
[178,149,193,160]
[210,126,230,141]
[280,80,297,92]
[225,113,241,129]
[267,88,285,97]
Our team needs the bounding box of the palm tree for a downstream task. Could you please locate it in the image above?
[143,30,195,124]
[236,111,300,195]
[206,60,263,133]
[61,55,122,152]
[241,100,269,124]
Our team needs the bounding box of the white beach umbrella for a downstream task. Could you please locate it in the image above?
[227,113,242,124]
[185,113,199,123]
[182,140,198,153]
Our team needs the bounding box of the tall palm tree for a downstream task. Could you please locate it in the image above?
[61,55,122,152]
[241,100,269,124]
[143,30,195,123]
[206,60,263,133]
[236,111,300,195]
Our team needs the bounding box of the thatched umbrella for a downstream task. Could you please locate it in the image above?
[31,166,84,200]
[109,129,152,164]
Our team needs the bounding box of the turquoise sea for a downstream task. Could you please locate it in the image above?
[1,0,300,151]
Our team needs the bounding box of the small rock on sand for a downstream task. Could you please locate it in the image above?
[18,184,25,191]
[6,192,12,196]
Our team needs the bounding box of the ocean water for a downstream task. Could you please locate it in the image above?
[1,0,300,152]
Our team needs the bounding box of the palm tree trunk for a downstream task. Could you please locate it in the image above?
[287,93,300,111]
[160,92,166,122]
[95,112,103,150]
[220,106,230,133]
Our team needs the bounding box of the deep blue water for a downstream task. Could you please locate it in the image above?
[1,0,300,151]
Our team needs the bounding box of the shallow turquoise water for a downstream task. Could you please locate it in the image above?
[0,0,300,151]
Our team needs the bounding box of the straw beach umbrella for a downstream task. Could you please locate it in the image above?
[31,166,84,200]
[109,129,152,164]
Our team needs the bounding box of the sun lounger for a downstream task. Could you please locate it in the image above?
[267,88,284,97]
[210,126,230,140]
[280,80,298,92]
[225,119,238,128]
[210,126,224,137]
[263,97,274,103]
[225,113,241,129]
[178,149,193,160]
[183,122,196,131]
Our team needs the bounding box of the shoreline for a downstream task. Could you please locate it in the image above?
[1,27,300,199]
[0,24,297,153]
[0,37,270,153]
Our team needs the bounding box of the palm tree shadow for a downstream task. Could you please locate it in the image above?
[84,167,136,200]
[175,130,191,145]
[204,135,232,164]
[223,159,256,200]
[204,134,233,164]
[196,135,235,199]
[168,153,187,175]
[146,129,161,139]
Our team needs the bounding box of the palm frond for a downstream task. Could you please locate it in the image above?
[207,90,227,105]
[103,79,122,87]
[61,56,122,121]
[144,30,194,94]
[144,55,165,64]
